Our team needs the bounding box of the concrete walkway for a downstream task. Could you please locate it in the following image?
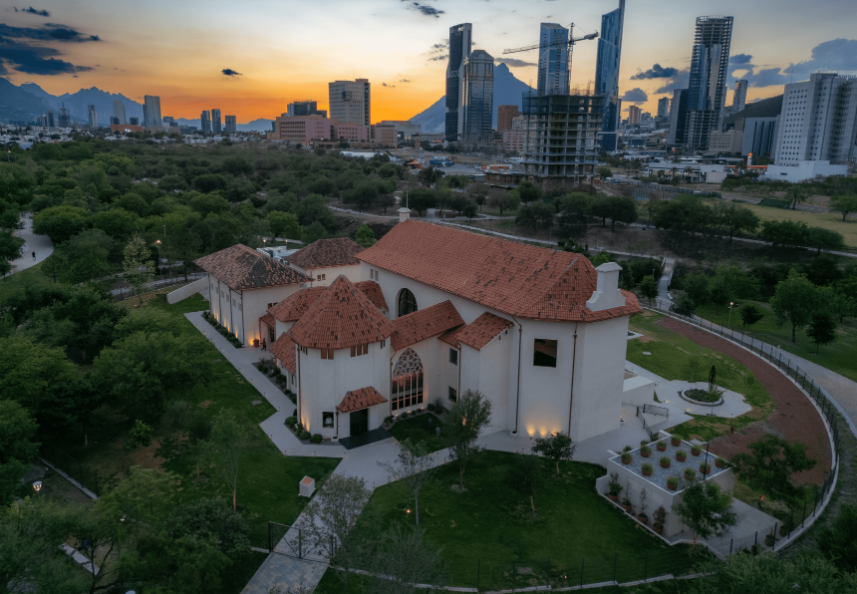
[9,212,53,274]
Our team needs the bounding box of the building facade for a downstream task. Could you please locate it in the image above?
[225,115,237,134]
[657,97,670,119]
[667,89,689,146]
[445,23,473,142]
[537,23,570,97]
[201,110,211,135]
[742,117,779,158]
[594,0,626,152]
[684,16,733,151]
[329,79,371,126]
[497,105,519,132]
[212,109,222,134]
[461,49,494,144]
[628,105,642,125]
[268,115,332,143]
[143,95,162,128]
[87,105,98,129]
[113,100,126,125]
[288,101,326,118]
[732,79,748,113]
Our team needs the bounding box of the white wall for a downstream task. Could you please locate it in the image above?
[166,276,208,304]
[291,263,361,286]
[623,376,655,406]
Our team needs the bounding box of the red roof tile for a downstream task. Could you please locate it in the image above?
[287,238,364,270]
[288,275,395,350]
[356,221,641,322]
[260,313,275,328]
[439,312,514,351]
[337,386,387,413]
[354,280,389,312]
[270,334,297,375]
[391,301,464,352]
[269,287,327,322]
[195,244,310,290]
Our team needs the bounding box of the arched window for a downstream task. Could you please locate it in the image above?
[391,348,424,411]
[397,288,418,317]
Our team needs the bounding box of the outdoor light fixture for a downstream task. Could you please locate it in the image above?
[406,509,411,514]
[32,481,42,493]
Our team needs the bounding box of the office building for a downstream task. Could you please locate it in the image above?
[497,105,519,131]
[461,50,494,144]
[774,72,857,166]
[212,109,222,134]
[667,89,689,145]
[109,116,120,125]
[732,79,748,113]
[657,97,670,119]
[58,107,71,128]
[113,100,126,125]
[143,95,162,128]
[268,115,332,143]
[537,23,570,96]
[684,16,733,151]
[594,0,626,152]
[129,117,139,126]
[225,115,237,134]
[370,125,398,147]
[628,105,642,125]
[329,79,371,126]
[377,120,421,141]
[287,101,325,118]
[88,105,98,129]
[46,111,56,128]
[201,110,211,135]
[446,23,473,141]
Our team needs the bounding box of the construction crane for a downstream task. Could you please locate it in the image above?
[503,23,598,93]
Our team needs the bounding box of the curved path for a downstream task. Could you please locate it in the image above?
[9,212,54,274]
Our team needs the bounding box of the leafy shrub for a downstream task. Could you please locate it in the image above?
[426,403,436,412]
[271,367,281,377]
[285,417,297,428]
[299,431,311,440]
[311,434,323,444]
[384,416,394,425]
[126,419,154,449]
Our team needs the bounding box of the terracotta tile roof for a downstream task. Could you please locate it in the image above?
[269,334,297,375]
[390,301,464,352]
[337,386,387,413]
[354,280,389,312]
[287,238,364,270]
[288,275,395,350]
[357,220,641,323]
[439,312,514,351]
[260,313,275,328]
[195,244,310,291]
[269,287,327,322]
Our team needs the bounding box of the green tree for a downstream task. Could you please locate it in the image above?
[672,294,696,317]
[302,220,328,244]
[786,184,808,210]
[193,173,228,193]
[0,400,39,504]
[40,252,66,283]
[714,201,760,242]
[418,166,443,187]
[367,525,449,594]
[122,234,154,305]
[189,192,231,217]
[443,390,492,488]
[818,504,857,573]
[267,211,303,242]
[740,304,764,327]
[807,311,837,353]
[673,481,737,547]
[202,409,250,511]
[683,274,710,306]
[830,194,857,222]
[515,202,554,230]
[0,231,23,276]
[531,431,575,476]
[355,224,377,248]
[462,202,478,221]
[597,166,613,179]
[823,284,857,323]
[506,453,544,513]
[731,434,816,506]
[166,498,251,559]
[378,440,439,526]
[407,188,437,216]
[91,208,140,242]
[806,227,845,255]
[637,275,660,305]
[32,205,90,244]
[771,269,818,343]
[488,191,520,215]
[760,220,809,248]
[517,180,542,204]
[696,554,856,594]
[61,228,116,283]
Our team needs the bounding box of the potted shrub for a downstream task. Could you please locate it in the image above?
[699,462,711,476]
[666,477,679,491]
[656,440,667,452]
[621,452,632,465]
[684,468,696,481]
[653,507,667,535]
[640,445,651,458]
[607,472,622,502]
[642,463,653,476]
[691,445,702,457]
[715,457,726,468]
[640,439,650,448]
[676,450,687,462]
[670,436,681,447]
[621,496,633,513]
[660,456,671,469]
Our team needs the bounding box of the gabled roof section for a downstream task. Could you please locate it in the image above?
[354,280,389,312]
[269,287,326,323]
[357,220,639,322]
[439,312,514,351]
[269,335,297,375]
[391,301,464,352]
[195,244,310,291]
[287,237,364,270]
[337,387,387,413]
[260,313,276,328]
[288,275,395,350]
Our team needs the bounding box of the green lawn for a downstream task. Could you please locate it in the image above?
[0,260,53,300]
[628,311,773,442]
[355,451,702,590]
[694,301,857,383]
[64,294,340,549]
[387,414,446,453]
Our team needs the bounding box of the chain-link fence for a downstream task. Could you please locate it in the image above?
[41,443,100,495]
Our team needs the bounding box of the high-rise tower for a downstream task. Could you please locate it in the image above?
[113,100,126,125]
[594,0,626,152]
[445,23,472,142]
[537,23,570,96]
[329,79,371,125]
[201,110,211,135]
[461,50,494,144]
[732,79,748,113]
[212,109,222,134]
[657,97,670,119]
[88,104,98,129]
[143,95,162,127]
[684,16,733,151]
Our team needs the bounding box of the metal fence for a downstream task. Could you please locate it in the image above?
[41,443,100,495]
[267,522,333,561]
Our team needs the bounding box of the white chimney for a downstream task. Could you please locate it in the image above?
[398,207,411,223]
[586,262,625,311]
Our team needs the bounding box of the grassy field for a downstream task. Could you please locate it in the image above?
[717,200,857,248]
[60,294,340,549]
[628,311,773,442]
[387,414,446,453]
[350,451,701,591]
[0,260,53,300]
[694,301,857,383]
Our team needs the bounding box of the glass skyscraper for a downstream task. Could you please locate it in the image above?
[685,16,733,151]
[445,23,472,142]
[594,0,625,152]
[537,23,569,96]
[461,50,494,144]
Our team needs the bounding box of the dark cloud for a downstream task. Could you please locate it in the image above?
[0,42,92,75]
[620,88,648,103]
[495,57,536,68]
[402,1,445,18]
[382,82,396,87]
[16,7,51,17]
[732,39,857,88]
[0,23,99,43]
[654,69,690,94]
[399,79,410,82]
[730,54,753,65]
[222,68,242,77]
[631,63,678,80]
[429,54,448,61]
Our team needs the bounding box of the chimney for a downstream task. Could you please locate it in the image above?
[397,207,411,223]
[586,262,625,311]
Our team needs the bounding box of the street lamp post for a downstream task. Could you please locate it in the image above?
[728,302,735,329]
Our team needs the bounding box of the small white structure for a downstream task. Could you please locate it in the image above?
[764,160,849,183]
[300,476,315,497]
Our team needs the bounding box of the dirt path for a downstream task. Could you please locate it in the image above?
[657,317,832,486]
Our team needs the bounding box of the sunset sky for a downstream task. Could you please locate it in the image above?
[2,0,856,123]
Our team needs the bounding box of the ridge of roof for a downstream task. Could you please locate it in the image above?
[287,237,364,270]
[390,301,464,352]
[288,275,395,350]
[439,312,514,351]
[353,280,389,312]
[195,244,310,291]
[269,334,297,375]
[269,286,327,322]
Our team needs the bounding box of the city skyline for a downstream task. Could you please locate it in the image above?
[1,0,855,124]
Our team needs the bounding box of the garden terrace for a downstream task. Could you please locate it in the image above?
[611,438,727,493]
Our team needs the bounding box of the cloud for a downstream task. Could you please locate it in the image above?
[654,69,690,94]
[730,54,753,66]
[495,57,536,68]
[222,68,242,77]
[382,82,396,87]
[402,1,445,18]
[0,23,99,43]
[0,42,92,75]
[631,63,678,80]
[620,88,648,103]
[729,39,857,88]
[399,79,410,83]
[16,7,51,17]
[429,54,448,61]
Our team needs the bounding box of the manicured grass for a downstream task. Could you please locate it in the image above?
[628,311,773,441]
[356,451,701,590]
[66,294,340,549]
[694,301,857,383]
[0,260,52,300]
[387,413,446,453]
